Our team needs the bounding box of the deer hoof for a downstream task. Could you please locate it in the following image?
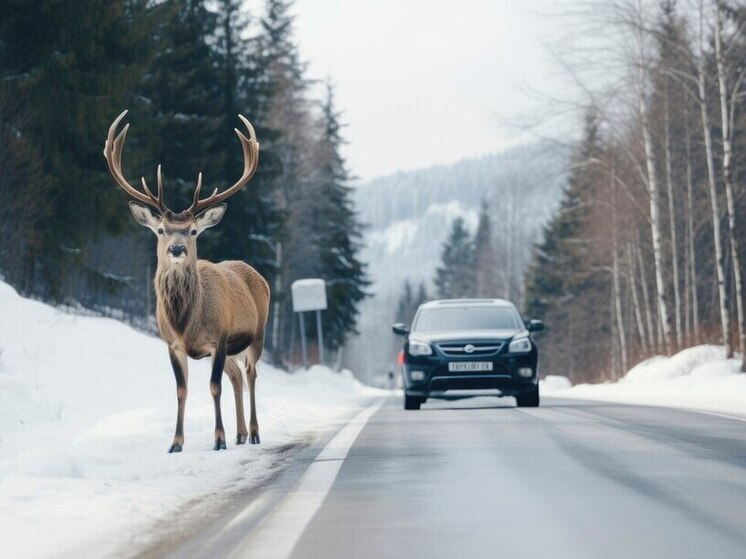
[168,443,182,453]
[249,434,261,445]
[236,434,247,445]
[214,438,227,451]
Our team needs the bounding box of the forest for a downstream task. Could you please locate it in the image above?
[397,0,746,385]
[0,0,368,367]
[524,0,746,383]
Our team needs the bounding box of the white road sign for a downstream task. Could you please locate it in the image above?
[291,278,327,312]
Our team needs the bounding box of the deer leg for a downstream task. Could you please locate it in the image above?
[210,342,228,450]
[246,354,260,445]
[225,358,248,445]
[168,348,189,453]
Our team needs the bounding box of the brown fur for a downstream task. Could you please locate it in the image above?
[151,224,270,451]
[103,111,267,452]
[155,258,270,359]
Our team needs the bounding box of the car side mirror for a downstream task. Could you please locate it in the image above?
[527,319,544,332]
[392,323,410,337]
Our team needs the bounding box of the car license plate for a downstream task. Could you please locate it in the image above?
[448,361,493,372]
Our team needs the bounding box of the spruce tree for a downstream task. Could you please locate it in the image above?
[141,0,223,211]
[0,0,156,299]
[255,0,315,357]
[525,112,602,319]
[434,217,476,299]
[416,282,429,308]
[314,84,369,351]
[473,199,500,297]
[396,280,415,324]
[524,111,606,380]
[396,280,429,326]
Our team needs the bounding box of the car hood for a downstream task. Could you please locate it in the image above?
[410,329,524,343]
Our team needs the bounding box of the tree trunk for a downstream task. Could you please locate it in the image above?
[684,109,700,345]
[610,280,619,381]
[664,81,682,351]
[698,2,732,357]
[612,170,628,374]
[636,3,672,353]
[627,238,648,356]
[714,2,745,369]
[636,233,657,352]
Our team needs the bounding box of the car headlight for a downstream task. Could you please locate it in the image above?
[508,336,532,354]
[408,339,433,356]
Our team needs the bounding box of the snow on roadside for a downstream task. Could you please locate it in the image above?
[540,344,746,417]
[0,280,385,558]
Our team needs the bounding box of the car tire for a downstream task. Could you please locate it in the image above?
[404,394,422,410]
[516,387,540,408]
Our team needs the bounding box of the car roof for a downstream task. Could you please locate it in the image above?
[419,298,516,309]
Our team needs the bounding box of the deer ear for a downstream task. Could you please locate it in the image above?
[129,202,160,234]
[195,204,227,234]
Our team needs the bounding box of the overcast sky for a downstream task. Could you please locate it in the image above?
[250,0,574,181]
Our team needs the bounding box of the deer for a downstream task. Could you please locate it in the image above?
[103,110,270,453]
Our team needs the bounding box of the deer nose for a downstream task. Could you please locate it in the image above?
[168,245,186,257]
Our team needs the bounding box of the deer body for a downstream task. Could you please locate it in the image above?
[155,259,268,360]
[103,110,269,452]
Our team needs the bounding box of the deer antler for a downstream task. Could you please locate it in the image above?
[103,110,167,213]
[187,115,259,215]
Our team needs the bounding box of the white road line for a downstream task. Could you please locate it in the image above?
[230,401,383,559]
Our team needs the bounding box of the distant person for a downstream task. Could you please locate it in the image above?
[387,370,395,390]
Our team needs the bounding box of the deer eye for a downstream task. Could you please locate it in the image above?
[190,229,197,236]
[157,228,164,235]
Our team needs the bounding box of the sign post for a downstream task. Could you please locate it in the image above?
[315,309,324,365]
[298,311,308,368]
[290,279,328,368]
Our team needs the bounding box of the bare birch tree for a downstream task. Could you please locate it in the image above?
[636,0,673,353]
[696,0,732,357]
[713,1,746,369]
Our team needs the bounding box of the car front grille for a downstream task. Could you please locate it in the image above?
[435,341,504,357]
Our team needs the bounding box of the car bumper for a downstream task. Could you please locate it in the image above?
[402,353,537,398]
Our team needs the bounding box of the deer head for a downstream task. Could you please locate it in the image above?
[103,110,259,265]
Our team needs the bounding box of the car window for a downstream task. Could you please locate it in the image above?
[413,306,523,332]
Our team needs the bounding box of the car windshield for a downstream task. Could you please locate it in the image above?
[413,305,523,332]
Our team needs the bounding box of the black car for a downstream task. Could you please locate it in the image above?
[392,298,544,410]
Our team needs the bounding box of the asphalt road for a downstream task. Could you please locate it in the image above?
[168,396,746,559]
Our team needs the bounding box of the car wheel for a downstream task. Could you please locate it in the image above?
[404,394,422,410]
[516,387,540,408]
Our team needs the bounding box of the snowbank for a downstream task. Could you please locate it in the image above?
[0,281,384,558]
[539,374,572,393]
[543,344,746,417]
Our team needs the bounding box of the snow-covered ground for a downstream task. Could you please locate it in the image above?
[0,280,384,558]
[542,345,746,417]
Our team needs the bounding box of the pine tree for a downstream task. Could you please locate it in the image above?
[141,0,223,211]
[473,199,500,297]
[396,280,415,324]
[396,280,429,326]
[314,84,369,351]
[416,282,429,308]
[524,111,607,381]
[0,0,156,299]
[434,217,476,299]
[206,0,282,271]
[255,0,316,357]
[0,90,49,292]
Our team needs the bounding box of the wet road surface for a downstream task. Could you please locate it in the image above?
[169,396,746,559]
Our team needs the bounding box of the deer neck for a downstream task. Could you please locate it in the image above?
[155,259,202,334]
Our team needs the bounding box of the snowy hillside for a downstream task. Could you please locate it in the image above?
[347,142,568,381]
[0,281,383,558]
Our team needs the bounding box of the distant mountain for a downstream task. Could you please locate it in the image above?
[344,142,569,383]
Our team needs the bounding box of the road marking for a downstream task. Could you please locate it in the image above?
[230,401,383,559]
